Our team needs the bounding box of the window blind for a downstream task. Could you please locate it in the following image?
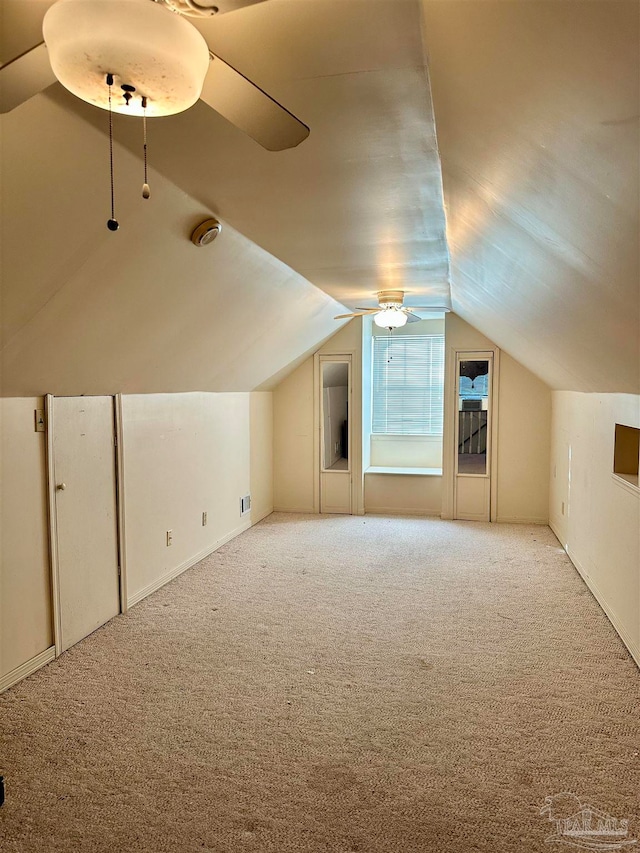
[372,334,445,435]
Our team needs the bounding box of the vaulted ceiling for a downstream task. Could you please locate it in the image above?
[423,0,639,394]
[1,0,638,396]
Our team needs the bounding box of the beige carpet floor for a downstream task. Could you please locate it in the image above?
[1,513,639,852]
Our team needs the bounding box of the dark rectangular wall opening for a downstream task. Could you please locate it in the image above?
[613,423,639,487]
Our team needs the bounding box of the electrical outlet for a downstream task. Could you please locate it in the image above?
[202,511,207,526]
[166,529,173,546]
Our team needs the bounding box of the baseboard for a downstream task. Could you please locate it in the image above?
[365,506,442,517]
[273,506,316,514]
[127,519,253,608]
[495,516,548,525]
[0,646,56,694]
[550,529,640,670]
[568,545,640,669]
[549,519,565,546]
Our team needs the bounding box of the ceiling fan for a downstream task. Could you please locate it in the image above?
[0,0,309,152]
[335,290,449,329]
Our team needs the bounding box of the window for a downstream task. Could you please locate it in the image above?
[459,373,489,400]
[613,423,639,489]
[372,334,445,435]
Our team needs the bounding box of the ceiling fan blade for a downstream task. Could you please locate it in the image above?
[185,0,267,14]
[334,311,377,319]
[404,306,451,312]
[199,52,309,151]
[404,312,423,323]
[354,307,386,313]
[0,42,56,113]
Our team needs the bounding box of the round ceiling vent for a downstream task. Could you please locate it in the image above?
[191,218,222,246]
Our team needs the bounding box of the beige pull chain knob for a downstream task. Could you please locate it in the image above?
[57,483,66,491]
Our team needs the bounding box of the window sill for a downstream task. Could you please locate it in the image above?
[371,434,443,441]
[366,466,442,477]
[612,472,640,497]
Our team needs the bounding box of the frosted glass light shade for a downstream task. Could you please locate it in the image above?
[43,0,210,116]
[374,308,408,329]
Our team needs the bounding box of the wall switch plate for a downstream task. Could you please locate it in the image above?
[34,409,45,432]
[166,530,173,546]
[202,512,207,526]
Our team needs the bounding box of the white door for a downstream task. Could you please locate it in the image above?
[320,356,352,514]
[454,353,493,521]
[53,396,120,652]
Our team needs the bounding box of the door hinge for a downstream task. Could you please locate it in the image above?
[113,434,118,447]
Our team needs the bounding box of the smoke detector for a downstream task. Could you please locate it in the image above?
[191,218,222,246]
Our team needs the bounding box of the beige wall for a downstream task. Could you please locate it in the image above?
[2,391,273,689]
[273,358,316,512]
[364,474,442,516]
[442,314,551,523]
[550,391,640,664]
[495,353,551,523]
[249,392,274,525]
[0,398,53,680]
[274,313,550,521]
[122,392,259,605]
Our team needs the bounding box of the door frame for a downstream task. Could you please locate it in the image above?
[318,354,352,514]
[442,348,500,521]
[314,350,362,515]
[45,394,126,656]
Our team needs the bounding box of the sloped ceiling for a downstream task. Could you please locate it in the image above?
[0,0,452,397]
[422,0,640,393]
[0,96,346,395]
[46,0,452,308]
[3,0,636,398]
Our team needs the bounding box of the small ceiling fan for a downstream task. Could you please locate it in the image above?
[335,290,449,329]
[0,0,309,151]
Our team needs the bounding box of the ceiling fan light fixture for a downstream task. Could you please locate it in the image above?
[43,0,210,116]
[374,308,408,329]
[377,290,405,306]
